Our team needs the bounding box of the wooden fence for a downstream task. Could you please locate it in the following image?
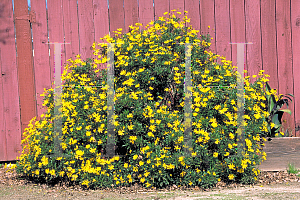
[0,0,299,161]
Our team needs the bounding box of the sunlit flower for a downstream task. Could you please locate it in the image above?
[228,163,235,170]
[41,156,48,166]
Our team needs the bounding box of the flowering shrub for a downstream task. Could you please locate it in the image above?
[16,10,274,189]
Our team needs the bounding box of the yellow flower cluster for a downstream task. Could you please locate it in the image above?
[15,9,274,189]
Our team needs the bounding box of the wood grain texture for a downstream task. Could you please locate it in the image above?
[230,0,246,69]
[154,0,169,20]
[276,0,294,137]
[139,0,154,30]
[94,0,109,41]
[124,0,138,33]
[94,0,109,72]
[108,0,124,78]
[78,0,95,60]
[61,0,79,82]
[47,0,65,86]
[245,0,262,80]
[10,0,31,160]
[291,0,300,137]
[215,0,231,61]
[260,0,278,90]
[31,0,51,118]
[169,0,184,19]
[259,138,300,171]
[200,0,216,53]
[63,0,80,61]
[185,0,200,37]
[109,0,125,34]
[0,47,6,161]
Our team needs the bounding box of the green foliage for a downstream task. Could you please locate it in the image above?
[16,10,272,189]
[287,163,300,175]
[264,82,294,137]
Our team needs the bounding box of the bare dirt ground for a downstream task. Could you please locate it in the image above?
[1,165,300,200]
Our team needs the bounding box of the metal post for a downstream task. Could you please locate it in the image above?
[184,43,193,157]
[230,42,252,156]
[106,43,116,158]
[46,42,70,157]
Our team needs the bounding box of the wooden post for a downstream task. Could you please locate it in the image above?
[14,0,37,140]
[0,0,22,161]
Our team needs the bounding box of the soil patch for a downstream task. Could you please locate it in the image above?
[1,165,300,199]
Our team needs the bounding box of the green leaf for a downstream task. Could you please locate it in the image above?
[269,97,276,114]
[266,82,271,92]
[279,109,292,115]
[271,113,282,126]
[273,123,281,129]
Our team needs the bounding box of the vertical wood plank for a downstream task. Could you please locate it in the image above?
[94,0,109,72]
[276,0,294,136]
[62,0,80,84]
[169,0,184,19]
[124,0,138,33]
[261,0,278,90]
[200,0,216,53]
[154,0,169,20]
[245,0,262,80]
[230,0,245,69]
[109,0,125,34]
[215,0,231,61]
[31,0,51,118]
[139,0,154,29]
[62,0,79,82]
[291,0,300,137]
[185,0,200,37]
[0,2,8,162]
[78,0,95,60]
[108,0,124,82]
[47,0,65,86]
[0,50,7,161]
[62,0,80,61]
[10,0,31,160]
[94,0,109,41]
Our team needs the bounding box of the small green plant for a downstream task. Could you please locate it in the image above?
[264,82,294,137]
[287,163,300,175]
